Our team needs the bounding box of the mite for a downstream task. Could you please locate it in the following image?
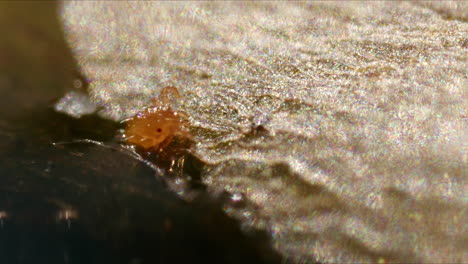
[124,86,193,172]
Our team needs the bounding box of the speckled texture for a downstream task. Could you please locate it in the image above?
[61,2,467,263]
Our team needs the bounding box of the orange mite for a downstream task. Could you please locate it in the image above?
[125,86,193,159]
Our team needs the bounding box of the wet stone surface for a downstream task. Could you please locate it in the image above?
[60,2,467,263]
[2,1,467,263]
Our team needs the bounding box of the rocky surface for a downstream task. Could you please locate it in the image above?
[61,2,467,263]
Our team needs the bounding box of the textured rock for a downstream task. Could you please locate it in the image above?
[61,2,467,263]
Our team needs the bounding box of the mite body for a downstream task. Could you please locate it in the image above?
[124,86,193,173]
[126,107,185,151]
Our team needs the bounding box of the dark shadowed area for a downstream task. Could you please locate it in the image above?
[0,2,283,264]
